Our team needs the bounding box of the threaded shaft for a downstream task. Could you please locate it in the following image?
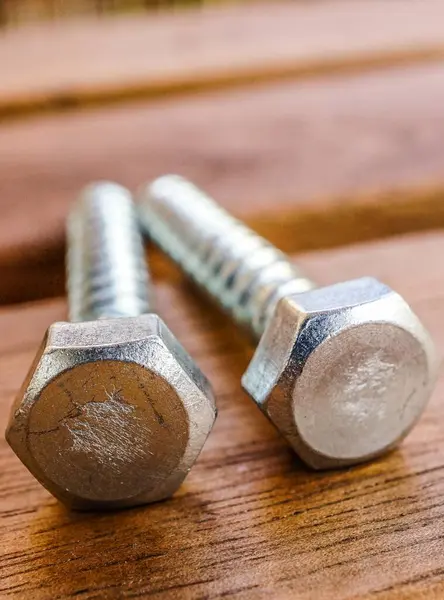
[138,175,315,339]
[68,182,151,323]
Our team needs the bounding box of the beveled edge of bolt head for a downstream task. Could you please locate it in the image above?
[242,277,439,469]
[6,314,216,510]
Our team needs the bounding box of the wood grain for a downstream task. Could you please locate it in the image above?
[1,230,444,599]
[2,4,444,595]
[1,0,444,119]
[2,63,444,304]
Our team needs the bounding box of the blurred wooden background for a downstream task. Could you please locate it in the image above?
[0,0,228,26]
[1,1,444,598]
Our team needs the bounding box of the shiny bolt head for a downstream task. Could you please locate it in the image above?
[6,314,216,510]
[242,277,438,469]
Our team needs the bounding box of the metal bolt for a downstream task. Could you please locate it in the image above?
[138,175,438,469]
[6,182,216,510]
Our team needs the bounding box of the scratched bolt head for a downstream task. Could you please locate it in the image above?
[6,314,216,510]
[242,277,438,469]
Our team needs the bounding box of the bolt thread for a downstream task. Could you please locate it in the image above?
[139,175,315,339]
[68,182,151,322]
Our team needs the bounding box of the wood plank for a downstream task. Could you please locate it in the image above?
[1,64,444,303]
[1,230,444,598]
[1,0,444,119]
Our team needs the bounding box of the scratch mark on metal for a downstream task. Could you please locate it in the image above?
[62,387,154,471]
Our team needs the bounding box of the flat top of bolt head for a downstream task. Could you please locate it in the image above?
[26,358,188,503]
[7,315,215,508]
[243,277,438,468]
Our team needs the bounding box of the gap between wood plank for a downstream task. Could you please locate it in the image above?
[2,47,444,122]
[0,181,443,306]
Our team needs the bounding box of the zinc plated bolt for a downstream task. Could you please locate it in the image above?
[6,182,216,510]
[138,175,438,469]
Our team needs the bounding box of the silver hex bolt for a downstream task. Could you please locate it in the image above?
[138,175,438,469]
[6,182,216,510]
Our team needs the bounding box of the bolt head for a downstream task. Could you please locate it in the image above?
[242,277,438,469]
[6,314,216,510]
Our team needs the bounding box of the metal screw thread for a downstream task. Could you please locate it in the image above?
[67,182,151,323]
[139,175,315,339]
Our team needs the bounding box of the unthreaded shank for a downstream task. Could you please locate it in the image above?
[139,175,315,339]
[68,182,151,322]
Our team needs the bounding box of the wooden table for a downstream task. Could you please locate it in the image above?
[1,2,444,598]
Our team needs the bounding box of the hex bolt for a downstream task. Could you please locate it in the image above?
[138,175,438,469]
[6,182,216,510]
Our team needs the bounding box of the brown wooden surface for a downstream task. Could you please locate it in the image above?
[2,2,444,597]
[2,63,444,305]
[1,230,444,599]
[1,0,444,119]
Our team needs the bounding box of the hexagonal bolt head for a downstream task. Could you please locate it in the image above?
[140,176,439,470]
[243,277,438,469]
[6,314,216,510]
